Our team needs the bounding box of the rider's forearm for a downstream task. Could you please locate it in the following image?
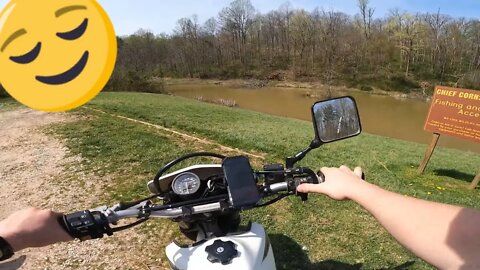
[349,181,480,269]
[0,208,73,252]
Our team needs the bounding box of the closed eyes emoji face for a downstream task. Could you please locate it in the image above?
[0,0,117,112]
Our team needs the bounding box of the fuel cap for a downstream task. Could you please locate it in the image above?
[205,239,238,265]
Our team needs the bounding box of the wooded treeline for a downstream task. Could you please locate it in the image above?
[109,0,480,93]
[2,0,479,99]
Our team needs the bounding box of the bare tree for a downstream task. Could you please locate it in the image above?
[219,0,256,64]
[110,0,480,91]
[357,0,375,39]
[388,10,423,77]
[424,9,450,76]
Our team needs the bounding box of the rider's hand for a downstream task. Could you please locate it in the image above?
[0,208,73,252]
[297,166,364,200]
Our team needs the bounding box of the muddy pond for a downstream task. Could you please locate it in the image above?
[168,84,480,153]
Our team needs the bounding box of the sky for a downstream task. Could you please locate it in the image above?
[0,0,479,36]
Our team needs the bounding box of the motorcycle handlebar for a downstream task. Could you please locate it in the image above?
[61,202,225,240]
[113,202,223,221]
[110,174,316,222]
[61,168,325,241]
[110,180,292,222]
[265,182,289,193]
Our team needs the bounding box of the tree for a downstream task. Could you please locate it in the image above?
[108,0,480,92]
[388,10,423,77]
[219,0,256,64]
[290,10,314,74]
[423,10,451,77]
[357,0,375,39]
[174,16,201,77]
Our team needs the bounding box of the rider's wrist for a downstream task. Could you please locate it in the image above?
[346,179,372,201]
[0,232,23,252]
[0,236,14,261]
[0,223,25,252]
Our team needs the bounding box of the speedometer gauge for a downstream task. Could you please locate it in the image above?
[172,172,201,195]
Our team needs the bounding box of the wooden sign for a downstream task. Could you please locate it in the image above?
[418,86,480,188]
[424,86,480,143]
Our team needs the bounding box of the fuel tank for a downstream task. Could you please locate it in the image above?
[166,223,276,270]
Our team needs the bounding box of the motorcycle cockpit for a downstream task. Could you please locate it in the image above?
[222,156,260,209]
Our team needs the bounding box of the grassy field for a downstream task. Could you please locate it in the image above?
[49,92,480,269]
[0,98,21,111]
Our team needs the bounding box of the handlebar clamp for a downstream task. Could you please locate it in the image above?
[61,210,113,241]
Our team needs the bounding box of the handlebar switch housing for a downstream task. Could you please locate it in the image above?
[263,164,285,185]
[294,178,309,201]
[292,167,321,201]
[61,210,113,241]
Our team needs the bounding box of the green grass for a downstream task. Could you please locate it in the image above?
[50,92,480,269]
[0,98,20,111]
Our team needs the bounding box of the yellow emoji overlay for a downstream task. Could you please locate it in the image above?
[0,0,117,112]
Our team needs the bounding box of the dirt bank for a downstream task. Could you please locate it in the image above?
[163,77,431,101]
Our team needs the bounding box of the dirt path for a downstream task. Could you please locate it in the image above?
[0,109,160,270]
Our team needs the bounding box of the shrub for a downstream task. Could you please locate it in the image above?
[218,64,242,79]
[0,84,9,98]
[389,75,420,92]
[360,85,373,91]
[370,74,420,93]
[104,70,165,94]
[458,71,480,90]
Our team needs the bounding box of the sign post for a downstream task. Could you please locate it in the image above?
[419,86,480,183]
[469,170,480,190]
[417,133,440,174]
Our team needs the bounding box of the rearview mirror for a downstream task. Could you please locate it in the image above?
[312,96,361,143]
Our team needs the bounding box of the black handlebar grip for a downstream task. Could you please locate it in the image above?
[60,210,112,241]
[317,171,325,183]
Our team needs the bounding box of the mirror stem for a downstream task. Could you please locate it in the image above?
[286,139,322,168]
